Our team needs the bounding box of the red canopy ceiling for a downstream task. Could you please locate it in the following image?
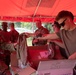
[0,0,76,22]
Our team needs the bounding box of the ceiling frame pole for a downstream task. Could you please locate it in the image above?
[32,0,42,32]
[33,0,42,17]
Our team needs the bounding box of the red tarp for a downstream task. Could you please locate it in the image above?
[0,0,76,22]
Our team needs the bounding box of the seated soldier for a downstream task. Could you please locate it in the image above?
[9,23,19,43]
[32,20,49,46]
[0,22,15,67]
